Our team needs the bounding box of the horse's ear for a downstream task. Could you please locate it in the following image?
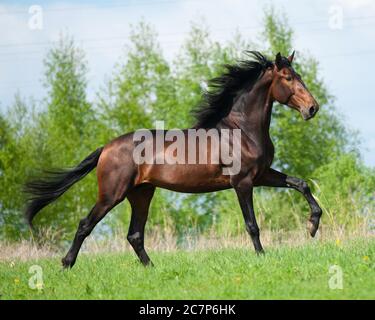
[275,52,282,70]
[288,50,295,64]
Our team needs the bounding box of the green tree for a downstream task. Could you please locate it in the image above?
[0,95,37,239]
[98,21,174,137]
[26,35,98,239]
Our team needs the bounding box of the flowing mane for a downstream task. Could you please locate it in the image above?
[193,51,273,128]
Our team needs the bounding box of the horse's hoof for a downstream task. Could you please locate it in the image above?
[61,257,73,269]
[142,260,154,267]
[307,219,319,237]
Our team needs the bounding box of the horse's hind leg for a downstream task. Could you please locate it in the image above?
[61,199,118,269]
[62,147,134,269]
[126,184,155,266]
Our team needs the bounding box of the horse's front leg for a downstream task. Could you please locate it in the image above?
[255,168,322,237]
[232,175,264,253]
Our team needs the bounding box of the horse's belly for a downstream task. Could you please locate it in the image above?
[137,163,231,193]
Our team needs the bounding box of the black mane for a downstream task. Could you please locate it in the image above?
[192,51,273,128]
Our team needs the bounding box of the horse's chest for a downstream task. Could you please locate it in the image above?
[254,150,273,169]
[242,139,274,173]
[264,140,275,166]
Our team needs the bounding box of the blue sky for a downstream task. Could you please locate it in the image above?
[0,0,374,166]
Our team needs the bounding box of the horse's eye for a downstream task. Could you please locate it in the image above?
[286,76,292,81]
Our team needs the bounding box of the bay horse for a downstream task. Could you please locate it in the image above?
[24,51,322,269]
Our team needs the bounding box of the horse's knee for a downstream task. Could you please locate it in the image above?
[292,178,309,193]
[300,181,310,194]
[287,176,310,193]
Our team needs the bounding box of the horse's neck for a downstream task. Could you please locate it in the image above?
[224,82,273,144]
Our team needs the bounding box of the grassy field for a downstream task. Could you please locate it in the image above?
[1,237,374,300]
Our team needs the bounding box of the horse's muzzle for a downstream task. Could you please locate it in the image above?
[302,104,319,120]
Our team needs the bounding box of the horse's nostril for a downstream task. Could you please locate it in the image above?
[309,106,315,116]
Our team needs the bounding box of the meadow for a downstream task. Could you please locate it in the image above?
[1,236,374,300]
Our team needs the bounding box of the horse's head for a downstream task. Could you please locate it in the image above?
[269,51,319,120]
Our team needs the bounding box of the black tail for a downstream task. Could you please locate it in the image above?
[24,147,103,228]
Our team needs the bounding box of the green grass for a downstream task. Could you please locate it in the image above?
[1,239,374,299]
